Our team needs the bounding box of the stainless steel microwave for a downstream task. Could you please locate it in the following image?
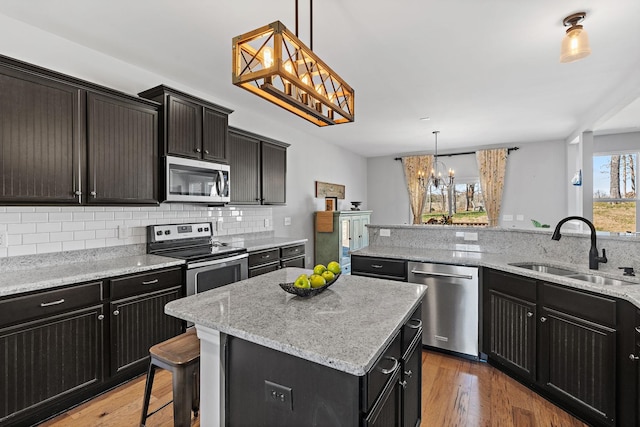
[165,156,230,204]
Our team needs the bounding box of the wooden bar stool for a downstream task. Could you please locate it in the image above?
[140,328,200,427]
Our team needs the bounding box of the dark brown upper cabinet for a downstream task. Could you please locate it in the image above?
[228,127,288,205]
[138,85,233,164]
[86,93,158,204]
[0,54,160,206]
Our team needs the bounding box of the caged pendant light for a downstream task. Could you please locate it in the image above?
[560,12,592,63]
[231,1,354,126]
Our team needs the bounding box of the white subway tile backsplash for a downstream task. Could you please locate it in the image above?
[50,212,73,222]
[36,222,62,233]
[0,204,273,259]
[37,242,63,254]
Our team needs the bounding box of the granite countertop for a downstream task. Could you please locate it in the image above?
[227,236,308,252]
[352,246,640,307]
[165,267,426,376]
[0,254,184,297]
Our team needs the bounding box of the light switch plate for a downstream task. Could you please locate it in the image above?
[463,232,478,241]
[516,214,525,221]
[284,217,292,226]
[503,214,514,221]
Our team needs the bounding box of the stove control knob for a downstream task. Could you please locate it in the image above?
[156,231,162,236]
[198,228,203,232]
[204,227,209,232]
[164,230,171,235]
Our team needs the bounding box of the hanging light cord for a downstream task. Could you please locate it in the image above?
[294,0,313,49]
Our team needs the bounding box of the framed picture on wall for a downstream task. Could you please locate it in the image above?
[325,197,337,211]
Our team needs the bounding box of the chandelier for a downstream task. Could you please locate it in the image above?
[418,131,454,189]
[231,3,354,126]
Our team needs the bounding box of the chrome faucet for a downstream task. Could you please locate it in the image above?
[551,216,607,270]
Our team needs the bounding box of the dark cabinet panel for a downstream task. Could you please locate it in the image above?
[87,92,158,204]
[364,368,401,427]
[0,305,104,422]
[202,107,229,163]
[539,307,616,426]
[401,329,422,427]
[261,141,286,204]
[486,289,536,380]
[0,66,82,204]
[109,286,183,375]
[229,129,261,204]
[167,95,201,159]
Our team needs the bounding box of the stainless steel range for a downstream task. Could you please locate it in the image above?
[147,222,248,296]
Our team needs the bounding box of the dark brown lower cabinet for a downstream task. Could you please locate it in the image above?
[0,267,184,426]
[483,268,622,427]
[0,304,104,426]
[110,286,183,375]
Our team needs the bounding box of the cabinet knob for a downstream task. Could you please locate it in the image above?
[98,314,105,321]
[113,310,120,316]
[540,316,547,323]
[399,380,408,388]
[629,354,640,361]
[75,190,82,196]
[404,369,413,378]
[90,191,97,197]
[195,148,201,153]
[204,150,209,154]
[527,312,534,318]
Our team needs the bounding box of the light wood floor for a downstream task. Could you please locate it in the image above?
[41,350,587,427]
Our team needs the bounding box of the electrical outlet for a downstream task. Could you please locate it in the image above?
[503,214,514,221]
[0,231,7,248]
[516,214,525,221]
[264,218,270,228]
[284,217,291,226]
[264,380,293,411]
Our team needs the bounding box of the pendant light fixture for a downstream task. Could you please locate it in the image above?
[560,12,592,63]
[232,1,354,126]
[428,131,454,190]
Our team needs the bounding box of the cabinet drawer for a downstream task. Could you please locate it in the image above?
[0,281,103,326]
[352,255,407,281]
[484,269,536,302]
[249,262,280,278]
[540,282,616,327]
[280,244,305,260]
[110,268,182,300]
[362,331,402,413]
[248,248,280,268]
[402,303,423,359]
[281,256,305,269]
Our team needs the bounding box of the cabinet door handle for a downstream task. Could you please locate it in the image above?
[90,191,97,197]
[113,310,120,316]
[406,319,422,329]
[371,264,383,269]
[527,312,534,318]
[75,190,82,196]
[540,316,547,323]
[142,279,159,285]
[635,326,640,334]
[261,254,271,259]
[379,356,399,375]
[204,149,209,154]
[404,369,413,378]
[195,148,201,153]
[98,314,105,321]
[40,298,65,307]
[629,354,640,361]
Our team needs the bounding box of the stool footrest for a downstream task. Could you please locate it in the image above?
[147,399,173,419]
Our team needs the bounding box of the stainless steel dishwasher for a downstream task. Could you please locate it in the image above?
[407,262,479,358]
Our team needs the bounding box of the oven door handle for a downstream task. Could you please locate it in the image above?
[188,253,248,268]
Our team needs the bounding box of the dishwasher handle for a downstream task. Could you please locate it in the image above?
[410,269,474,280]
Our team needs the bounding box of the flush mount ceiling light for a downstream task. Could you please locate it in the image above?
[560,12,592,63]
[231,1,354,126]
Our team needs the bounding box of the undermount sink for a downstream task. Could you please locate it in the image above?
[566,274,637,286]
[509,263,577,276]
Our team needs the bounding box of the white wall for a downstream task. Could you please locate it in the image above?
[368,139,568,228]
[0,14,368,263]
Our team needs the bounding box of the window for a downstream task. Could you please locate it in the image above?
[592,152,638,232]
[422,181,488,225]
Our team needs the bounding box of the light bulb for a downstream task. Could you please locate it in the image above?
[284,60,293,74]
[263,47,273,68]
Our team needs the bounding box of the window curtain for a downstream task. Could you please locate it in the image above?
[476,148,508,227]
[402,155,433,224]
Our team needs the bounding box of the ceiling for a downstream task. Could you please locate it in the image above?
[1,0,639,158]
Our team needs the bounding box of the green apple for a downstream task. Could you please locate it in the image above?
[293,274,311,289]
[309,274,326,288]
[327,261,341,275]
[313,264,327,275]
[321,270,335,283]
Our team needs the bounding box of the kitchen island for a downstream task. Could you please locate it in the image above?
[165,267,427,427]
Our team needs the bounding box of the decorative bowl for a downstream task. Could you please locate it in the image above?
[279,273,341,297]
